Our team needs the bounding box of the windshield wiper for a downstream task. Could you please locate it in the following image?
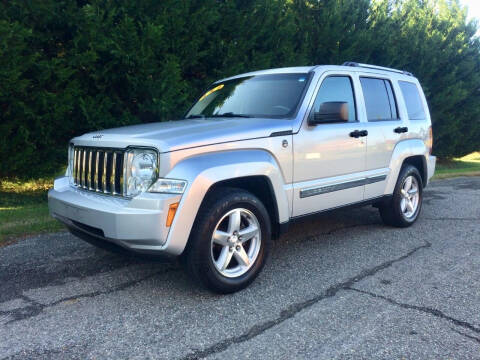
[210,112,252,118]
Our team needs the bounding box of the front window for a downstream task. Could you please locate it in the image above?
[312,76,357,122]
[185,73,310,119]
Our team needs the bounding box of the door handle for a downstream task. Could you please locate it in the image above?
[394,126,408,133]
[350,130,361,138]
[350,130,368,138]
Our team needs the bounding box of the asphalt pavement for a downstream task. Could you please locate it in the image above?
[1,176,479,359]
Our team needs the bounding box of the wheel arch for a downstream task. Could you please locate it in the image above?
[161,149,290,255]
[202,175,283,239]
[402,155,427,187]
[385,139,429,194]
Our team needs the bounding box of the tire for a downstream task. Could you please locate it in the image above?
[182,187,272,293]
[379,164,423,227]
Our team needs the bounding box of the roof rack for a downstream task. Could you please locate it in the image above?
[342,62,413,77]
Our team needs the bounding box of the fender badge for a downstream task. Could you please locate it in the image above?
[92,134,103,139]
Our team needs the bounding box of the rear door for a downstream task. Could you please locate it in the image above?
[357,74,407,199]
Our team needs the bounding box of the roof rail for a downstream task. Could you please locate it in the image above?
[342,62,413,77]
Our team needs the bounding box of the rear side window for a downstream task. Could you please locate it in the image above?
[360,77,398,121]
[399,81,426,120]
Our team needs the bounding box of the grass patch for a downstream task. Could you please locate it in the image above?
[434,152,480,179]
[0,177,65,245]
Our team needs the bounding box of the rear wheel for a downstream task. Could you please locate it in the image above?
[183,188,271,293]
[379,165,423,227]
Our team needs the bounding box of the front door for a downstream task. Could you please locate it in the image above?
[292,72,368,217]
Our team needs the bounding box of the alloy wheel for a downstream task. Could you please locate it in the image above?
[210,208,261,278]
[400,175,420,219]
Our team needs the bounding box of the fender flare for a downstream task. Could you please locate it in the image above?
[162,149,289,255]
[384,139,428,194]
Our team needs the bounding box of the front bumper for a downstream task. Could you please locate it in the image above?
[48,177,182,254]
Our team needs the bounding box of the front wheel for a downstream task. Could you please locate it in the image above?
[182,188,271,293]
[379,165,423,227]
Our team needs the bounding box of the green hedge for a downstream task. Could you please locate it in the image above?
[1,0,479,178]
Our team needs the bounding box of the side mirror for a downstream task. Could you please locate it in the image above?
[309,101,349,125]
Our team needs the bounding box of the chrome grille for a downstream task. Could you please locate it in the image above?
[72,147,125,196]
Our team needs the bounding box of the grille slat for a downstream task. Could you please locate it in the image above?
[95,151,100,192]
[87,150,93,190]
[111,152,117,195]
[72,146,125,196]
[102,151,108,193]
[73,148,78,183]
[75,149,80,185]
[81,149,87,188]
[120,153,125,195]
[76,149,82,185]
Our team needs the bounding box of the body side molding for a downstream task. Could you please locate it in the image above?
[300,175,387,198]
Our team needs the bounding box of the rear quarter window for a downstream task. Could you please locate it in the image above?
[398,81,426,120]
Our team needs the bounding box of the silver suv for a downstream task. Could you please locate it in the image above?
[49,63,436,293]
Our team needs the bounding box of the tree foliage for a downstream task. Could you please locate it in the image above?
[1,0,479,177]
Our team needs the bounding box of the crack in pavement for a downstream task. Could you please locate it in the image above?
[0,251,173,304]
[1,344,85,360]
[450,328,480,345]
[181,241,431,360]
[347,287,480,336]
[0,267,179,325]
[19,294,41,306]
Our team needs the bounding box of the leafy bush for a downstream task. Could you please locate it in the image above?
[1,0,479,177]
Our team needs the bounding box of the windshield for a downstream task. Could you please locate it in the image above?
[185,73,310,119]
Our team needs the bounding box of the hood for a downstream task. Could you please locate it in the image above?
[73,117,293,152]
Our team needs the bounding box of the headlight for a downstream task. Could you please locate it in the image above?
[149,179,187,194]
[125,148,158,197]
